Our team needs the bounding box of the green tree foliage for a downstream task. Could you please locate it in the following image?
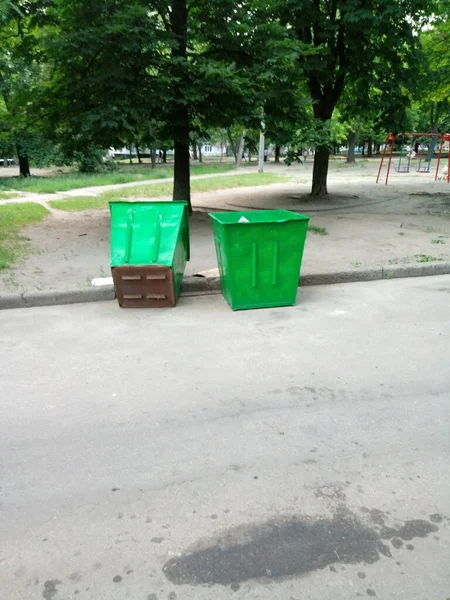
[414,2,450,133]
[0,0,52,175]
[1,0,446,203]
[276,0,431,195]
[44,1,166,158]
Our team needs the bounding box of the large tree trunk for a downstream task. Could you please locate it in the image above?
[311,147,330,196]
[171,0,191,211]
[192,142,198,160]
[346,132,357,163]
[198,144,202,163]
[173,138,190,203]
[367,138,373,158]
[136,145,142,164]
[274,145,280,163]
[17,147,31,177]
[236,130,246,168]
[307,66,345,196]
[151,146,156,168]
[227,130,238,163]
[162,149,167,163]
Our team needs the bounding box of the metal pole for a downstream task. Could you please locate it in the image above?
[447,146,450,183]
[376,137,388,183]
[435,135,444,180]
[258,121,265,174]
[445,134,450,183]
[385,135,395,185]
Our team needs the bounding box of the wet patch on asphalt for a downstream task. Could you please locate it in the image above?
[163,507,439,588]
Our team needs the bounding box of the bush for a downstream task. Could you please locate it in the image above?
[74,147,117,173]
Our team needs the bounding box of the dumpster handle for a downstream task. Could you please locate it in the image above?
[151,213,163,263]
[251,242,257,287]
[272,241,278,285]
[125,210,134,264]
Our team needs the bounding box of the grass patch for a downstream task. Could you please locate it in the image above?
[415,253,444,263]
[308,225,328,235]
[50,173,286,211]
[191,163,236,175]
[0,162,235,194]
[0,203,49,269]
[431,238,446,244]
[49,196,105,211]
[0,190,20,200]
[190,172,283,192]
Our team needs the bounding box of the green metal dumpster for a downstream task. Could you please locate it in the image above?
[209,210,309,310]
[110,201,189,308]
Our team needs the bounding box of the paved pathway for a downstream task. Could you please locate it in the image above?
[1,277,449,600]
[0,169,252,211]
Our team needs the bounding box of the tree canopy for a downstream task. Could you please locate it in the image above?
[0,0,447,200]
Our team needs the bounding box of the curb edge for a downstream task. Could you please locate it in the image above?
[1,262,450,310]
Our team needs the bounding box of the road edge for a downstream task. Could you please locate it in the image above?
[1,261,450,310]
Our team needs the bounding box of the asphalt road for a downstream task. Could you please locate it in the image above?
[1,276,449,600]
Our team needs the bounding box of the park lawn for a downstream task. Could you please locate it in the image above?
[49,173,287,211]
[0,191,20,200]
[0,162,235,194]
[0,203,49,269]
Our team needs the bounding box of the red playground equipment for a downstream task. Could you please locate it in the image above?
[376,132,450,185]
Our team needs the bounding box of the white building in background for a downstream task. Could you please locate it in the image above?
[199,143,226,157]
[107,147,151,158]
[108,143,227,159]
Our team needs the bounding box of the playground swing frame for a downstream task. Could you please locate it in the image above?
[395,136,413,173]
[376,132,450,185]
[416,151,431,173]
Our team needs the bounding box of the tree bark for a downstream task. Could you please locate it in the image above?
[198,144,202,163]
[227,130,238,162]
[136,145,142,164]
[311,147,330,196]
[274,145,280,163]
[173,138,190,203]
[236,130,246,167]
[162,149,167,163]
[367,138,373,158]
[171,0,191,211]
[346,132,357,163]
[151,146,156,168]
[192,142,198,160]
[17,147,31,177]
[306,62,346,195]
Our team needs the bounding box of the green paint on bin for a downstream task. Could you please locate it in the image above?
[209,210,309,310]
[110,201,189,299]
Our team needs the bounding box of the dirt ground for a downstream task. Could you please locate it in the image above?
[1,159,449,294]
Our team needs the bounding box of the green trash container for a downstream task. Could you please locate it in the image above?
[209,209,309,311]
[110,201,189,308]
